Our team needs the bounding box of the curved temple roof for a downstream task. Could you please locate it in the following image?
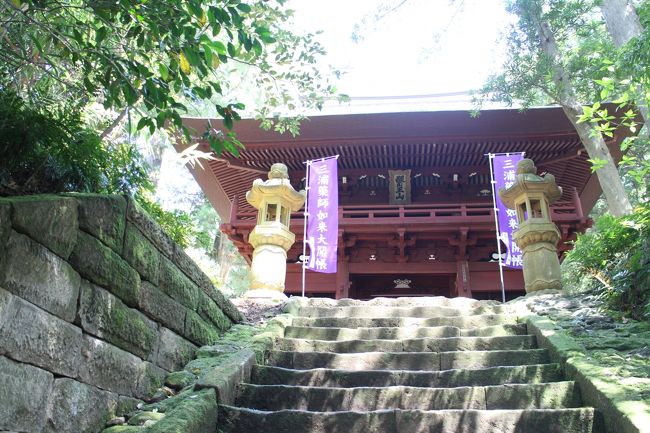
[178,107,628,223]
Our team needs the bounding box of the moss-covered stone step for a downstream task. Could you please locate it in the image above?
[283,323,528,341]
[295,304,511,318]
[276,335,537,353]
[218,406,595,433]
[236,381,580,411]
[291,314,518,329]
[267,349,549,371]
[288,296,493,309]
[251,363,564,388]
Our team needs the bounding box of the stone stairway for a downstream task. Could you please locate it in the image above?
[218,297,599,433]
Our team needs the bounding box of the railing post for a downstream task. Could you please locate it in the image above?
[572,187,583,218]
[229,194,238,223]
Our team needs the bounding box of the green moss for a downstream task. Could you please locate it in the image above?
[123,223,160,284]
[142,389,218,433]
[9,195,78,259]
[71,230,141,306]
[198,293,232,333]
[117,397,143,417]
[103,426,143,433]
[70,193,127,254]
[128,411,165,426]
[158,256,199,310]
[184,356,229,377]
[137,363,166,399]
[165,371,197,390]
[110,305,158,357]
[184,311,220,346]
[141,388,195,414]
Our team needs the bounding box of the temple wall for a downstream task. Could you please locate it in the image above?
[0,194,241,433]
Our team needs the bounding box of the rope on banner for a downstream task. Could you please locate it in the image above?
[488,151,525,303]
[301,155,340,298]
[301,160,311,298]
[488,153,508,304]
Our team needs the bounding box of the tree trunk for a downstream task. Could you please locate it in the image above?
[526,4,633,216]
[563,104,633,216]
[600,0,643,47]
[600,0,649,130]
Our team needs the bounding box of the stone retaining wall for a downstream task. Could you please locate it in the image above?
[0,194,241,433]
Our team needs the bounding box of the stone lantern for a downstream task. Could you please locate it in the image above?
[245,163,306,299]
[498,159,563,292]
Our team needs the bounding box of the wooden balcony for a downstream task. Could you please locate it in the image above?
[228,200,586,231]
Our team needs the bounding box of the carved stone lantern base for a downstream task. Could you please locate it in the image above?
[249,243,289,294]
[514,222,563,293]
[244,288,289,302]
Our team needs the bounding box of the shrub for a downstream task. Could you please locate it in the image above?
[563,203,650,320]
[0,90,198,248]
[0,90,150,196]
[135,195,195,249]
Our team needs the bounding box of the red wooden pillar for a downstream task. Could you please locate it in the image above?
[336,229,350,299]
[455,257,472,298]
[336,260,350,299]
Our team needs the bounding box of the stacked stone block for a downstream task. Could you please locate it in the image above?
[0,194,241,433]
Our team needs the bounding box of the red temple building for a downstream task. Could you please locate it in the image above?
[179,107,627,300]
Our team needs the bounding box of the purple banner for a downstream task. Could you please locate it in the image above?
[306,157,338,273]
[492,153,524,269]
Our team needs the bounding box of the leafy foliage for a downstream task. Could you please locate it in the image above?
[0,90,150,195]
[563,203,650,320]
[135,194,196,248]
[476,0,608,109]
[0,89,201,247]
[1,0,338,153]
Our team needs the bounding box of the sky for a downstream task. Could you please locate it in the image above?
[288,0,514,113]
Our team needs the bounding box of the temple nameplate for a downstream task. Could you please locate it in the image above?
[389,169,412,205]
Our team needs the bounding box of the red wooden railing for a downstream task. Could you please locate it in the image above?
[231,200,584,226]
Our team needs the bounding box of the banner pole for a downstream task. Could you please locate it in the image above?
[488,153,507,304]
[301,160,311,298]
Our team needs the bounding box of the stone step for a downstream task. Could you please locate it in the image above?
[218,406,596,433]
[293,296,494,308]
[236,381,580,411]
[283,323,528,341]
[251,364,565,388]
[267,349,550,371]
[276,335,537,353]
[291,314,518,329]
[296,304,511,318]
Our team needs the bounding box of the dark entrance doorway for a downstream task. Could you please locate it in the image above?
[350,274,455,300]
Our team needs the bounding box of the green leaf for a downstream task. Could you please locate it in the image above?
[225,116,234,130]
[183,46,201,66]
[136,117,151,131]
[208,40,227,55]
[159,63,169,81]
[83,76,96,93]
[203,46,213,66]
[236,3,252,12]
[187,1,203,19]
[600,88,609,100]
[227,42,236,57]
[588,158,608,172]
[28,34,43,55]
[252,39,262,56]
[122,84,138,105]
[156,111,167,128]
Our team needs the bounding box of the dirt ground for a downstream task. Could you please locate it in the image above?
[230,298,287,325]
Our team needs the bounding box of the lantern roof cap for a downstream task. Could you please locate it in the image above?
[246,163,306,211]
[499,159,562,207]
